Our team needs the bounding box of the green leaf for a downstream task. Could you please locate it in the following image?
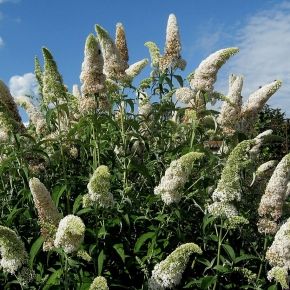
[202,215,215,234]
[29,236,44,268]
[43,268,63,289]
[97,250,105,276]
[235,254,258,263]
[98,224,107,239]
[73,194,83,214]
[173,75,184,87]
[201,276,217,289]
[213,265,230,273]
[113,243,126,263]
[222,244,236,262]
[134,232,156,253]
[52,185,66,207]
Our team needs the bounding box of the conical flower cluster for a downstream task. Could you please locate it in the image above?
[125,59,148,81]
[0,80,23,124]
[84,165,114,208]
[159,14,186,72]
[0,80,25,136]
[80,34,106,96]
[115,23,129,70]
[138,92,152,117]
[154,152,205,205]
[72,84,81,99]
[0,226,28,274]
[34,56,43,96]
[240,80,282,132]
[89,276,109,290]
[258,153,290,234]
[217,74,243,135]
[16,96,46,134]
[266,218,290,289]
[29,178,62,251]
[145,41,160,68]
[148,243,202,289]
[54,215,85,253]
[96,25,126,80]
[42,47,67,105]
[175,87,195,105]
[189,48,239,94]
[208,131,271,220]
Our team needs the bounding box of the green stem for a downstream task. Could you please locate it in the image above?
[119,101,128,192]
[56,101,70,213]
[213,222,224,290]
[256,236,268,283]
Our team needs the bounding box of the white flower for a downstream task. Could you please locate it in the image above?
[96,25,126,80]
[29,178,61,251]
[159,14,186,72]
[240,80,282,132]
[266,218,290,288]
[258,153,290,234]
[80,34,106,96]
[89,276,109,290]
[16,96,46,134]
[175,87,195,104]
[54,215,85,253]
[125,59,148,80]
[115,22,129,70]
[154,152,204,205]
[217,74,243,134]
[148,243,202,289]
[72,84,81,99]
[0,226,28,274]
[86,165,114,208]
[138,92,152,117]
[189,48,239,93]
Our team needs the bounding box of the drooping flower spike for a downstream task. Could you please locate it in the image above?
[148,243,202,289]
[0,226,28,274]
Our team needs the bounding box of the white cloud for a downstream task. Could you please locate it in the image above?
[218,1,290,116]
[0,0,20,4]
[0,36,4,47]
[9,73,38,98]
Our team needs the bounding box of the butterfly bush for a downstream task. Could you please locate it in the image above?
[189,47,239,94]
[29,177,62,251]
[217,74,243,135]
[0,12,287,289]
[115,23,129,70]
[154,152,204,205]
[148,243,202,289]
[208,131,272,223]
[96,25,126,80]
[159,14,186,72]
[80,34,106,96]
[0,226,28,274]
[84,165,114,208]
[0,80,23,125]
[16,96,46,134]
[54,215,85,253]
[89,276,109,290]
[42,47,67,105]
[258,153,290,234]
[266,217,290,289]
[240,80,282,132]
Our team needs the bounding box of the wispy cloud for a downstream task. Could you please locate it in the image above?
[9,73,38,97]
[0,37,4,47]
[218,1,290,115]
[0,0,20,4]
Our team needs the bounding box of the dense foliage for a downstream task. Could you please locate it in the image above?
[0,14,289,290]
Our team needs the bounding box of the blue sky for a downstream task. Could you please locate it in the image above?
[0,0,290,116]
